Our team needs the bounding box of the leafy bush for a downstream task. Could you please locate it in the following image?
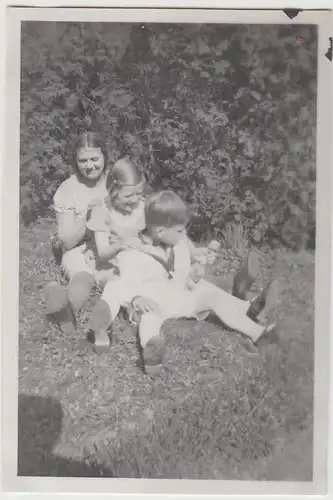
[20,22,317,248]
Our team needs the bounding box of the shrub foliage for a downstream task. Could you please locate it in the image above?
[20,22,317,248]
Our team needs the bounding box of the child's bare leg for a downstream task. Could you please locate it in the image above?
[68,271,94,314]
[139,312,166,376]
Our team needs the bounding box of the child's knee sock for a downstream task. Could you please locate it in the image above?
[139,313,163,348]
[68,271,94,313]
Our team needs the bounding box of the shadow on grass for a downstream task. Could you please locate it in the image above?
[18,394,111,477]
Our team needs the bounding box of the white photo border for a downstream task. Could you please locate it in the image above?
[1,4,333,499]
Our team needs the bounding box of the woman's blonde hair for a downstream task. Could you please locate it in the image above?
[145,190,190,228]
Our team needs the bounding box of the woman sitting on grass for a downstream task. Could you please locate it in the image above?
[44,131,109,334]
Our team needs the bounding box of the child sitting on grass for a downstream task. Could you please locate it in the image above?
[89,190,280,374]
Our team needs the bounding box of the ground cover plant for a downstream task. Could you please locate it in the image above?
[19,22,316,479]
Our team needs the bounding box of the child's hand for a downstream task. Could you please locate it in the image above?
[185,262,205,290]
[131,296,162,315]
[190,262,205,281]
[207,240,220,265]
[207,253,216,265]
[123,236,143,250]
[193,247,209,265]
[186,276,199,290]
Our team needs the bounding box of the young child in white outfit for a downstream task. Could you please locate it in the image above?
[89,191,280,373]
[44,132,109,333]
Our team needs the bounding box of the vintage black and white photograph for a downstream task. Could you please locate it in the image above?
[2,6,331,494]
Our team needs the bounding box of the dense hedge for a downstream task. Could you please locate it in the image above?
[20,22,317,248]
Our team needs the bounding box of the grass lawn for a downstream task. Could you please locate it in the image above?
[18,217,314,480]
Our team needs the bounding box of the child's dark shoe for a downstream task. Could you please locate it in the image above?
[143,336,166,376]
[247,278,280,323]
[44,281,76,335]
[257,279,281,324]
[232,250,260,300]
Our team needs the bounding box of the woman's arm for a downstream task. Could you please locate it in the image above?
[56,211,86,251]
[94,231,124,262]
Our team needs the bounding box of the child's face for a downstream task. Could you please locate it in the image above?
[156,224,187,247]
[76,147,105,180]
[112,184,144,215]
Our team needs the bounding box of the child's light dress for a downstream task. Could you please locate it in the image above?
[85,197,146,286]
[53,174,108,280]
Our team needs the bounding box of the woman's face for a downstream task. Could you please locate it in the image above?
[76,147,105,181]
[112,183,144,215]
